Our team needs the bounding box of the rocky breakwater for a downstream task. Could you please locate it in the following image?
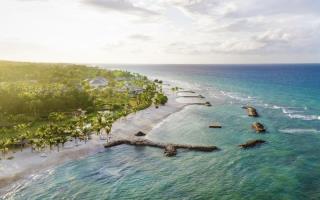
[104,139,219,157]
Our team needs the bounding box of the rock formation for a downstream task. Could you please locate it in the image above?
[135,131,146,136]
[252,122,266,133]
[239,139,266,149]
[104,139,219,157]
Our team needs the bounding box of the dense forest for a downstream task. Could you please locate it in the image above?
[0,61,167,158]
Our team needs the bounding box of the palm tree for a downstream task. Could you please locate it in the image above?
[71,128,81,146]
[34,139,45,152]
[47,138,56,150]
[17,133,28,152]
[48,112,65,122]
[14,123,29,152]
[60,136,68,149]
[105,124,112,142]
[29,138,35,153]
[0,139,10,159]
[55,137,62,152]
[82,123,92,144]
[33,127,47,152]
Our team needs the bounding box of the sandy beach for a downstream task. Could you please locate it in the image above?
[0,84,207,194]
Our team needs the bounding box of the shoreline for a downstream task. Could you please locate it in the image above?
[0,83,207,194]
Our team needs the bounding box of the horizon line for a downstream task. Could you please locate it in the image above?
[1,59,320,66]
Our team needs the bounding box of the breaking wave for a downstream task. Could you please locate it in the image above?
[219,90,319,121]
[279,128,320,134]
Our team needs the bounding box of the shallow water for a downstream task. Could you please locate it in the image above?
[2,64,320,200]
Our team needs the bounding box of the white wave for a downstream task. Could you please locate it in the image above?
[282,108,304,114]
[271,105,281,109]
[263,104,319,121]
[163,80,320,123]
[220,91,257,102]
[101,167,122,177]
[287,114,320,121]
[268,105,301,113]
[279,128,320,134]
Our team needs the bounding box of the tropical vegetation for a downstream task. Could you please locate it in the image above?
[0,61,167,159]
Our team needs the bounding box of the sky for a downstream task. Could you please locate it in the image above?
[0,0,320,64]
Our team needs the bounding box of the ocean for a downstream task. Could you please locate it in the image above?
[3,64,320,200]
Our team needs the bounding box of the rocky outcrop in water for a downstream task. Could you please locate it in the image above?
[164,145,177,157]
[239,139,266,149]
[104,139,219,157]
[209,122,222,128]
[243,106,259,117]
[252,122,266,133]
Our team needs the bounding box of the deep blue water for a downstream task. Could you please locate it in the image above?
[2,64,320,200]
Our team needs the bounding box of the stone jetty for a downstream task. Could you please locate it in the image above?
[104,139,219,157]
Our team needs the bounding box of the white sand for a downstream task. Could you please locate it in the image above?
[0,84,206,191]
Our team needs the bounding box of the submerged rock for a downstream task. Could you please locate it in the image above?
[135,131,146,137]
[239,139,266,149]
[252,122,266,133]
[164,145,177,157]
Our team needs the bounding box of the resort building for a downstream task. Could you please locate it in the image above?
[89,77,108,88]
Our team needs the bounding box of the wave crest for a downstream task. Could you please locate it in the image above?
[279,128,320,134]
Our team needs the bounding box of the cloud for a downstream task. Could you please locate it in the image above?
[165,0,320,17]
[16,0,46,1]
[128,34,152,41]
[3,0,320,63]
[84,0,159,16]
[163,0,237,16]
[103,41,125,51]
[256,30,291,43]
[166,40,265,55]
[166,24,320,56]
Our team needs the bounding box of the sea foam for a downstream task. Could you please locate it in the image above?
[279,128,320,134]
[220,90,319,121]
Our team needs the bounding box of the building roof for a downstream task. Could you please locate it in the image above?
[89,77,108,88]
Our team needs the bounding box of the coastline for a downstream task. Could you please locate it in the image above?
[0,83,206,194]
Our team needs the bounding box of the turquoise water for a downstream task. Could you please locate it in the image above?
[2,64,320,199]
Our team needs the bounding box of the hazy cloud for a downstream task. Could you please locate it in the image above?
[2,0,320,63]
[128,34,152,41]
[166,40,265,55]
[84,0,159,16]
